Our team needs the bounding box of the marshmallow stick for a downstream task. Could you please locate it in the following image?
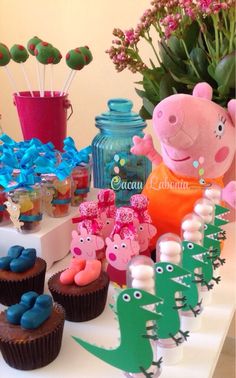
[36,60,42,97]
[64,70,77,94]
[60,69,74,96]
[42,64,45,97]
[4,66,20,96]
[50,64,54,97]
[20,63,33,97]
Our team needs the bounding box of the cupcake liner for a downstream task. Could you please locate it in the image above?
[0,258,46,306]
[0,304,65,370]
[48,271,109,322]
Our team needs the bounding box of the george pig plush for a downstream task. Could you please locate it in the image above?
[131,82,235,244]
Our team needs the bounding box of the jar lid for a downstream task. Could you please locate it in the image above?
[95,98,146,130]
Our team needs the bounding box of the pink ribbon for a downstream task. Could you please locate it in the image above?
[110,221,136,240]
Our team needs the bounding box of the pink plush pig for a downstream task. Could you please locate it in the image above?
[131,82,235,243]
[105,234,139,287]
[70,227,105,260]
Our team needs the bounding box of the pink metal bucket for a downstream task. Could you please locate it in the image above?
[13,91,73,151]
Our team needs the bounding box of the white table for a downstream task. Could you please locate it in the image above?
[0,223,235,378]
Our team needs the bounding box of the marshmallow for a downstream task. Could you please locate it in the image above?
[159,241,181,256]
[182,219,202,231]
[130,265,154,279]
[194,204,213,216]
[183,231,202,242]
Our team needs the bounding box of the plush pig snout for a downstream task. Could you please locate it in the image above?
[153,94,199,149]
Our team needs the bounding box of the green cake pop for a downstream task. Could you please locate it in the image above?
[77,46,93,65]
[66,48,86,70]
[0,43,11,66]
[35,42,54,64]
[27,36,42,56]
[52,47,62,64]
[10,44,29,63]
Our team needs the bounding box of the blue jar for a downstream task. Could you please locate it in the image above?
[92,98,151,206]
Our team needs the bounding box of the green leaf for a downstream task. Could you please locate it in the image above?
[182,21,200,51]
[168,36,187,59]
[159,74,177,100]
[207,63,216,80]
[135,88,146,99]
[159,41,187,76]
[215,52,235,89]
[143,97,155,116]
[139,105,152,120]
[190,47,211,81]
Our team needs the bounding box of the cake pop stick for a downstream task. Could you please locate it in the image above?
[0,43,19,95]
[10,44,33,97]
[35,42,54,97]
[27,36,42,96]
[50,47,62,97]
[60,46,93,96]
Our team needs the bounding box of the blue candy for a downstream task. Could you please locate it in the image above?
[21,295,53,329]
[10,248,36,273]
[7,291,38,324]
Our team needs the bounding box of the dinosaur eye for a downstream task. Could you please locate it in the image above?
[79,238,84,243]
[121,243,126,248]
[156,266,163,274]
[134,291,142,299]
[139,225,143,231]
[166,264,174,272]
[114,245,118,250]
[122,293,131,302]
[204,224,207,230]
[187,243,194,249]
[86,237,91,242]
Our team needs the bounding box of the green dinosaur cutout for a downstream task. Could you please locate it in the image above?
[203,223,225,268]
[214,204,230,227]
[154,262,190,345]
[73,288,163,375]
[181,241,216,303]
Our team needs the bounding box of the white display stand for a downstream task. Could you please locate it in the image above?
[0,222,235,378]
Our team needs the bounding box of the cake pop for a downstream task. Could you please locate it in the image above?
[0,43,19,95]
[35,41,54,97]
[27,36,42,56]
[60,46,92,95]
[10,44,33,97]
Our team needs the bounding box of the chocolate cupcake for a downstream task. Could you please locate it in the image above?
[0,246,46,306]
[48,258,109,322]
[0,295,65,370]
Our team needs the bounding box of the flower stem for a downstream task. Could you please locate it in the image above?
[180,39,201,79]
[212,15,219,62]
[143,32,162,66]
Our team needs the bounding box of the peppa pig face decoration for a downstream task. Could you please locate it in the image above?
[100,212,115,239]
[152,83,236,179]
[105,234,140,271]
[137,223,157,252]
[71,227,105,260]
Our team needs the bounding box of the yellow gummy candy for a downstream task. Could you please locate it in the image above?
[19,196,34,212]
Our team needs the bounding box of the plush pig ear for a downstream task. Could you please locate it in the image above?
[227,99,236,127]
[105,237,112,246]
[192,82,212,100]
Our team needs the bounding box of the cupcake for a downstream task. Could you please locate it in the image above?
[0,291,65,370]
[0,245,46,306]
[48,258,109,321]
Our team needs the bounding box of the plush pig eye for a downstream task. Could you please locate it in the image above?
[121,243,126,248]
[215,117,226,139]
[156,266,163,274]
[134,291,142,299]
[122,293,131,302]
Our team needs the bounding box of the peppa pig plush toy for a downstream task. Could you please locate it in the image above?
[131,82,236,244]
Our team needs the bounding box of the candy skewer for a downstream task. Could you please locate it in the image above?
[27,37,42,97]
[50,64,53,97]
[34,42,54,98]
[36,60,43,97]
[51,47,62,97]
[60,68,74,96]
[42,64,45,97]
[4,65,20,96]
[20,63,33,97]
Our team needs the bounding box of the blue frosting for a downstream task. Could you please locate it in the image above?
[7,292,53,329]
